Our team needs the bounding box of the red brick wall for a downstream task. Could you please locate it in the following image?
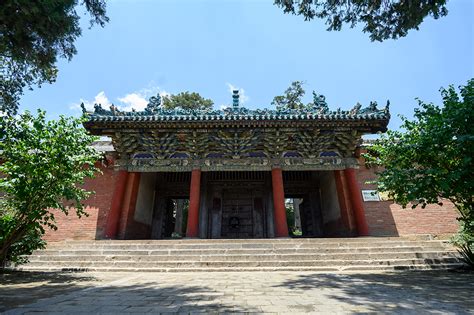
[355,163,459,236]
[117,172,152,240]
[43,163,117,241]
[43,157,460,240]
[388,202,459,235]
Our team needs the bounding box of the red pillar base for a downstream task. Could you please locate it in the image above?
[272,168,289,237]
[344,168,369,236]
[186,169,201,238]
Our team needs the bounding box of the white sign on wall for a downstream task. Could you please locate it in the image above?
[361,190,380,202]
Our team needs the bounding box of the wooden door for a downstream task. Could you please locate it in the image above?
[252,196,265,238]
[221,189,253,238]
[151,197,166,239]
[300,191,323,237]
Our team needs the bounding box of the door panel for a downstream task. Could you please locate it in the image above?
[253,197,265,238]
[151,197,166,239]
[299,191,323,237]
[210,197,222,239]
[221,189,253,238]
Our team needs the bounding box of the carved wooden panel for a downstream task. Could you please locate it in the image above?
[221,189,253,238]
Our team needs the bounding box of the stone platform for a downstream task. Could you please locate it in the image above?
[14,236,464,272]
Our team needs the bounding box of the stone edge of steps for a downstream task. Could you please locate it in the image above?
[10,263,464,273]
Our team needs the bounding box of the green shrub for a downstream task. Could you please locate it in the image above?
[0,214,46,267]
[0,110,100,267]
[452,212,474,268]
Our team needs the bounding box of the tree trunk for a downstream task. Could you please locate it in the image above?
[0,223,30,267]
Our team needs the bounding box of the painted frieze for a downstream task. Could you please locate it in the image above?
[83,90,390,172]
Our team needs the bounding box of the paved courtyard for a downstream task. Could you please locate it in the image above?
[1,270,473,314]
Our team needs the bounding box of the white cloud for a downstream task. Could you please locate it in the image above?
[70,91,112,111]
[117,86,171,111]
[226,83,249,105]
[71,85,170,113]
[138,85,161,97]
[117,93,148,111]
[159,90,171,99]
[94,91,112,107]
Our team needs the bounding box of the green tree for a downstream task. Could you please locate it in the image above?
[0,0,108,116]
[0,110,101,266]
[365,79,474,267]
[272,81,307,110]
[274,0,448,42]
[162,91,214,110]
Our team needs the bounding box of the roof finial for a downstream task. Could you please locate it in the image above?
[232,90,239,108]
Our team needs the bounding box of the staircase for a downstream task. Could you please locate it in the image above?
[16,236,464,272]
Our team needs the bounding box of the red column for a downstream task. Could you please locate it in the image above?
[334,170,354,233]
[186,169,201,238]
[117,172,141,239]
[105,170,129,239]
[272,168,289,237]
[344,168,369,236]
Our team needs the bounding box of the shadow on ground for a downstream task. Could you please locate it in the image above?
[0,270,96,285]
[274,270,474,313]
[0,271,98,312]
[63,282,259,313]
[2,270,473,314]
[0,271,259,313]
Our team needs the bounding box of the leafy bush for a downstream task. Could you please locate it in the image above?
[0,214,46,267]
[452,211,474,268]
[0,110,100,267]
[364,79,474,269]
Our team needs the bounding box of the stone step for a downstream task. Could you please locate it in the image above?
[43,241,452,251]
[19,263,463,274]
[19,238,463,273]
[48,235,437,244]
[15,263,463,273]
[32,246,452,256]
[22,257,461,269]
[45,237,447,244]
[28,251,459,262]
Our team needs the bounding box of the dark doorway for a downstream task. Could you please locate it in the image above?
[283,171,323,237]
[285,194,323,237]
[151,197,189,239]
[205,171,270,239]
[150,172,191,239]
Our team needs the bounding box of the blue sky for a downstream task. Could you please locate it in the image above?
[20,0,473,131]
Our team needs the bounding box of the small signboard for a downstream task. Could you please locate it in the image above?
[361,190,380,202]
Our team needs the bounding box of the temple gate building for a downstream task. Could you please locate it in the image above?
[44,91,459,241]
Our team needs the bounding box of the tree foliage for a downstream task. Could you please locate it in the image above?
[0,0,109,116]
[0,215,46,266]
[272,81,327,111]
[0,110,101,266]
[162,91,214,110]
[365,79,474,267]
[274,0,448,42]
[272,81,307,110]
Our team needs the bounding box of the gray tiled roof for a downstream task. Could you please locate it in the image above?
[84,101,390,123]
